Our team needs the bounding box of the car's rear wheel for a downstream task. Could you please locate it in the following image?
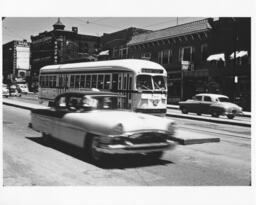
[211,111,219,118]
[145,151,163,160]
[227,114,235,119]
[181,107,188,114]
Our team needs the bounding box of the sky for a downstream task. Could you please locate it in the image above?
[2,17,207,44]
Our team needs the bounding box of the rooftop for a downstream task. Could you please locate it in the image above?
[127,18,213,46]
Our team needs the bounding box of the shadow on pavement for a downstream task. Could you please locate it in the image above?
[26,136,173,169]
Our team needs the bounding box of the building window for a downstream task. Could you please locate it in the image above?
[141,52,151,60]
[201,44,208,61]
[120,47,128,59]
[158,49,172,64]
[113,48,119,58]
[180,46,195,62]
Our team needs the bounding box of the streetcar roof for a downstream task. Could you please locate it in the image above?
[40,59,166,74]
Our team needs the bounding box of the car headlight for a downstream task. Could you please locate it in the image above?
[112,123,124,135]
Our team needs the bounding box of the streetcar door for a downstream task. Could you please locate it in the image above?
[127,73,133,109]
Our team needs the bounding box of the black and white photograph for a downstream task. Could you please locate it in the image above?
[1,0,255,205]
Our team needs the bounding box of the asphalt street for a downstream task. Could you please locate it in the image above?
[3,104,251,186]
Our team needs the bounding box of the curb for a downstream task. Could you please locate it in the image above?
[166,113,251,127]
[3,101,34,110]
[167,105,251,118]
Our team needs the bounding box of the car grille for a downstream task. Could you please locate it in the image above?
[128,132,169,144]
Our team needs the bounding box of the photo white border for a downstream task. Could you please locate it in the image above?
[1,0,255,205]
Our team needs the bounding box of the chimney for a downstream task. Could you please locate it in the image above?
[72,27,78,33]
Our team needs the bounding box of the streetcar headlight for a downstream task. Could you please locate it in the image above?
[140,99,148,107]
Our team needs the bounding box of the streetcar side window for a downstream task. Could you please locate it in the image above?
[80,75,85,88]
[70,75,75,88]
[75,75,80,88]
[53,76,56,88]
[85,75,91,88]
[45,76,49,88]
[104,74,111,90]
[91,74,97,88]
[98,74,104,89]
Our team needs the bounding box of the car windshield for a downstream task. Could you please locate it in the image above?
[218,97,231,102]
[136,75,166,90]
[75,95,124,111]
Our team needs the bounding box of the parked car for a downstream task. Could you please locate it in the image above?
[2,84,10,98]
[16,83,29,94]
[29,91,176,163]
[179,93,243,119]
[9,84,21,97]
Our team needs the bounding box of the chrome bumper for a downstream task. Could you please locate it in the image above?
[94,140,176,154]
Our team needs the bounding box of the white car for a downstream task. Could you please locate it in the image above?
[30,91,176,163]
[2,84,10,98]
[17,84,29,94]
[179,93,243,119]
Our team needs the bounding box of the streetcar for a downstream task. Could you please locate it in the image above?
[38,59,167,116]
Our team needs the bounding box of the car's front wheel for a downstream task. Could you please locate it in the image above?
[227,114,235,119]
[211,111,219,118]
[86,135,105,164]
[181,107,188,114]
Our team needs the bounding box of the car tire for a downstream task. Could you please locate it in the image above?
[227,114,235,119]
[211,111,219,118]
[86,135,104,164]
[181,107,188,114]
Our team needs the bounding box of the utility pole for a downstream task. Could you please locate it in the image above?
[233,18,238,102]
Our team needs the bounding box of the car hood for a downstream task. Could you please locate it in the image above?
[63,110,174,135]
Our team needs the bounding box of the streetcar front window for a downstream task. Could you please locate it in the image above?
[153,75,166,90]
[136,75,153,90]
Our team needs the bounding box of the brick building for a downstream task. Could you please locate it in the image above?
[3,40,30,84]
[98,27,150,60]
[127,18,251,111]
[30,18,100,89]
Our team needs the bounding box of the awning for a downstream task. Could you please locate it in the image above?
[230,51,248,59]
[207,53,225,61]
[98,50,109,56]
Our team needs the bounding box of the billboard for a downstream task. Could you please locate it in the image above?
[16,46,30,70]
